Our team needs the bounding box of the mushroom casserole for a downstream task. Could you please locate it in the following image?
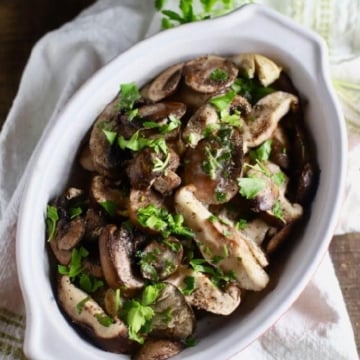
[46,53,318,360]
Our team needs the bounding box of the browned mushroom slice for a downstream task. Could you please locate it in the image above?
[138,237,183,281]
[141,63,184,102]
[243,91,299,150]
[183,129,243,204]
[166,266,241,315]
[49,235,72,265]
[152,170,181,195]
[134,339,183,360]
[58,276,135,354]
[231,53,282,86]
[127,147,180,191]
[78,144,96,172]
[182,104,219,148]
[90,175,128,217]
[184,55,238,93]
[150,283,195,340]
[264,223,294,254]
[99,224,144,294]
[128,188,165,231]
[175,186,269,291]
[89,97,123,177]
[243,163,280,213]
[176,82,214,110]
[84,208,106,242]
[138,102,186,122]
[269,127,290,170]
[55,217,86,251]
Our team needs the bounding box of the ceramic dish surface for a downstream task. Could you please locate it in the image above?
[16,4,346,360]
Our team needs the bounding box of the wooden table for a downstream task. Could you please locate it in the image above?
[0,0,358,355]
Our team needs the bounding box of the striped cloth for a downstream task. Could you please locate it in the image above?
[0,0,358,359]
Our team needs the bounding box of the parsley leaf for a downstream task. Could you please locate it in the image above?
[118,131,168,155]
[143,115,181,134]
[249,139,272,162]
[118,82,141,112]
[57,247,89,278]
[76,296,90,315]
[141,283,165,306]
[79,274,104,293]
[181,276,196,296]
[235,218,248,230]
[237,177,266,199]
[152,153,170,173]
[232,77,274,104]
[209,90,236,112]
[94,313,114,327]
[210,68,229,82]
[46,205,59,242]
[137,205,194,238]
[100,200,117,217]
[102,129,117,145]
[68,206,83,219]
[272,171,286,186]
[272,200,285,222]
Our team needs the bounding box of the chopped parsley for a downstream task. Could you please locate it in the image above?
[94,313,114,327]
[272,200,285,222]
[235,218,248,230]
[209,90,236,112]
[231,77,274,104]
[76,296,90,315]
[100,200,117,217]
[215,190,227,202]
[237,177,266,199]
[249,139,272,162]
[118,130,168,155]
[272,171,286,186]
[181,276,196,296]
[121,283,165,343]
[118,82,141,112]
[202,146,222,179]
[79,274,104,293]
[210,68,229,82]
[143,115,181,134]
[46,205,59,242]
[58,247,89,279]
[68,206,83,219]
[137,204,194,238]
[152,153,170,173]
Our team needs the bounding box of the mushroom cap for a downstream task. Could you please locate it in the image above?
[231,53,282,86]
[166,266,241,315]
[57,276,135,354]
[133,339,183,360]
[99,224,144,294]
[150,283,195,340]
[243,91,299,150]
[182,103,219,148]
[141,63,184,102]
[184,55,238,93]
[89,97,123,178]
[183,128,243,204]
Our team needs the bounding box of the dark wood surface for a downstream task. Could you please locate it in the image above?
[0,0,358,354]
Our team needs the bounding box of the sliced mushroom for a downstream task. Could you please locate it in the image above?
[243,162,280,212]
[84,208,106,242]
[182,103,219,148]
[138,102,186,123]
[150,283,195,340]
[89,97,124,177]
[141,63,184,102]
[99,224,144,294]
[183,129,243,204]
[58,276,135,354]
[152,170,182,195]
[175,186,269,291]
[176,82,214,110]
[241,218,274,246]
[184,55,238,93]
[133,339,183,360]
[166,266,241,315]
[231,53,282,86]
[128,188,165,231]
[269,126,290,170]
[127,147,180,191]
[243,91,299,150]
[79,144,96,172]
[265,223,294,254]
[138,237,183,281]
[90,175,128,216]
[55,217,86,251]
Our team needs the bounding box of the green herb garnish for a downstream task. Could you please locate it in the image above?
[46,205,59,242]
[210,68,229,82]
[76,296,90,315]
[94,313,114,327]
[57,247,89,278]
[181,276,196,296]
[249,139,272,162]
[100,200,117,217]
[235,218,248,230]
[143,115,181,134]
[79,274,104,293]
[237,177,266,199]
[118,82,141,112]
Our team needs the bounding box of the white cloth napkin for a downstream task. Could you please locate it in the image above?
[0,1,358,359]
